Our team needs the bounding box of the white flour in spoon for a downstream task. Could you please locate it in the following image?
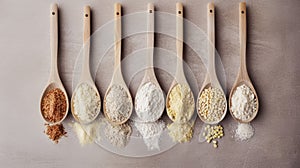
[135,82,165,122]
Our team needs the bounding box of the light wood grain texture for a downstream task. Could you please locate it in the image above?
[114,3,121,75]
[49,3,59,82]
[103,3,133,125]
[134,3,164,122]
[229,2,259,123]
[166,3,195,123]
[1,0,299,166]
[145,3,155,78]
[207,2,216,82]
[141,3,155,81]
[175,2,184,83]
[81,5,92,82]
[40,3,69,124]
[196,3,227,125]
[70,6,101,124]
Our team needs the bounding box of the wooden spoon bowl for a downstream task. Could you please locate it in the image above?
[103,3,133,125]
[40,4,69,124]
[134,3,165,122]
[166,3,195,123]
[71,6,101,124]
[197,82,227,125]
[40,82,69,125]
[229,2,259,123]
[229,81,259,123]
[71,82,101,124]
[196,3,227,125]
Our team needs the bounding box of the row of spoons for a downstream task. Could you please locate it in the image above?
[40,2,259,126]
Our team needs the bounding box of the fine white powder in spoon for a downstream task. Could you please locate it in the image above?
[231,84,258,121]
[135,82,165,122]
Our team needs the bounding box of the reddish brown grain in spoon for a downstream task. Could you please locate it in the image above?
[40,4,69,124]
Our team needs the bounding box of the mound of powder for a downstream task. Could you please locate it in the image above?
[167,122,194,143]
[44,123,67,144]
[41,88,68,144]
[105,85,132,123]
[167,84,195,123]
[235,123,254,141]
[134,120,165,150]
[135,82,165,122]
[71,121,102,146]
[231,84,258,121]
[73,83,100,123]
[104,120,131,148]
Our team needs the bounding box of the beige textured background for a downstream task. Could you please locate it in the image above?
[0,0,300,167]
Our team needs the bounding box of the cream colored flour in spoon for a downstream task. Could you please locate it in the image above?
[73,83,100,123]
[105,85,132,123]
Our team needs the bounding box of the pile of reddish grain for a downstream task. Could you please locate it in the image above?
[41,88,68,143]
[44,123,67,144]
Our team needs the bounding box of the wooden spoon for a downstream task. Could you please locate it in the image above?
[196,3,227,125]
[229,2,259,123]
[40,4,69,124]
[166,3,195,123]
[103,3,133,125]
[134,3,164,122]
[71,6,101,124]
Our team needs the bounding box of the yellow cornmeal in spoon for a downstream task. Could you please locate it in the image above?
[167,84,194,123]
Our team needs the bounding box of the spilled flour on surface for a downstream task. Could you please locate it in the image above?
[134,120,165,150]
[104,120,132,148]
[70,120,102,146]
[234,123,254,141]
[167,122,194,143]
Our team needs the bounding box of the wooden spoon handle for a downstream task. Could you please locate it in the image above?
[146,3,154,75]
[176,3,184,75]
[50,4,59,81]
[83,6,91,44]
[114,3,122,73]
[207,3,216,78]
[82,6,91,80]
[239,2,248,78]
